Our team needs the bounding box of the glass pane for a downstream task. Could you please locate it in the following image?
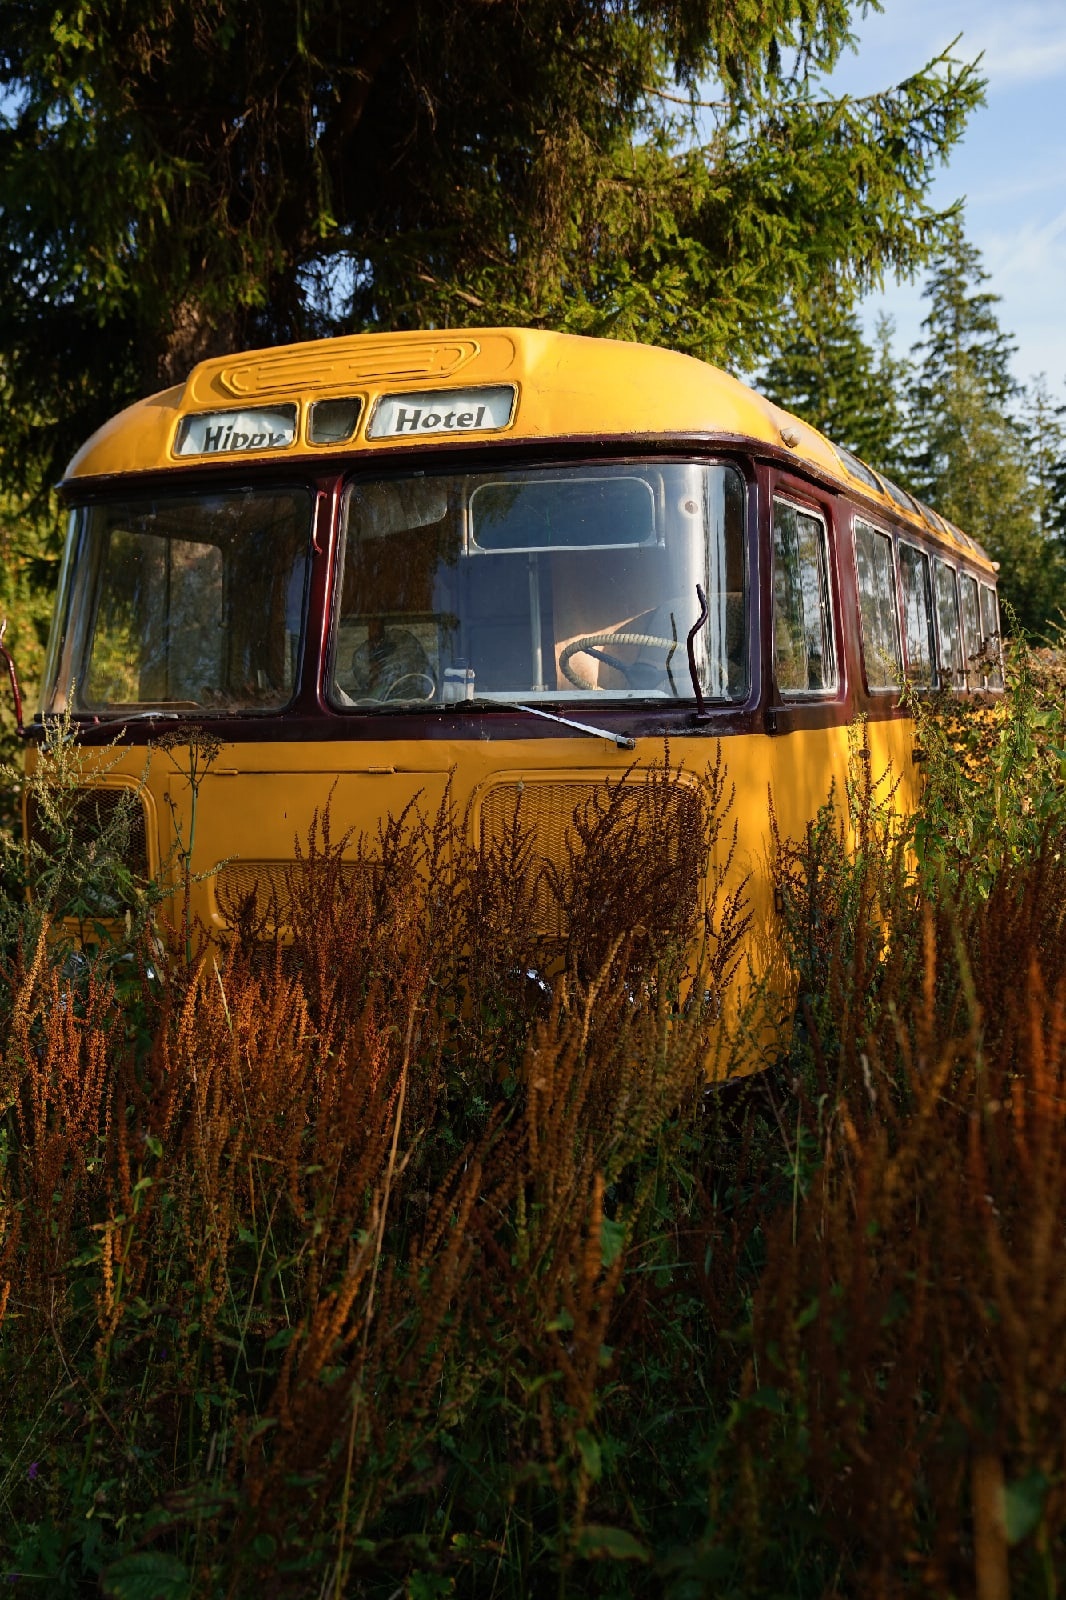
[470,475,655,551]
[86,532,224,704]
[835,446,882,494]
[899,543,937,687]
[933,560,964,686]
[772,500,836,694]
[920,502,947,536]
[960,573,982,687]
[47,488,312,714]
[330,463,748,706]
[854,520,902,690]
[980,584,1004,687]
[308,397,363,445]
[882,478,920,517]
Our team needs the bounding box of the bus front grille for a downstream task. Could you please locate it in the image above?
[25,785,150,881]
[476,775,704,940]
[216,862,295,926]
[215,775,704,943]
[215,861,363,930]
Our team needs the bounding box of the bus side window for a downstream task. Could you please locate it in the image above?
[959,572,982,688]
[853,518,902,690]
[899,542,937,687]
[980,583,1004,688]
[933,559,965,688]
[772,498,836,696]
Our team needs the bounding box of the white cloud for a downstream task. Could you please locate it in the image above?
[987,205,1066,287]
[974,205,1066,382]
[967,8,1066,89]
[828,0,1066,95]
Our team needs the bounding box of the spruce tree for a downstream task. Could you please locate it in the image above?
[1051,432,1066,548]
[761,299,908,480]
[0,3,984,490]
[907,224,1064,635]
[1018,375,1066,540]
[1022,377,1066,551]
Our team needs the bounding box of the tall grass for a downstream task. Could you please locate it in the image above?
[0,749,753,1597]
[3,655,1066,1598]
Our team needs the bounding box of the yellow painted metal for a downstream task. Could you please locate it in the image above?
[62,326,992,570]
[29,717,920,1077]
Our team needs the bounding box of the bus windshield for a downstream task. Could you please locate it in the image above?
[329,461,747,707]
[43,486,313,715]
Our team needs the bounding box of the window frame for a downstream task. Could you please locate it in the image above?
[852,513,903,694]
[979,581,1004,688]
[932,557,966,690]
[770,492,839,700]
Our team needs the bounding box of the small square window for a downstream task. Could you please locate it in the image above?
[308,397,363,445]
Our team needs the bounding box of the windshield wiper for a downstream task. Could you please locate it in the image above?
[687,584,712,723]
[468,698,635,750]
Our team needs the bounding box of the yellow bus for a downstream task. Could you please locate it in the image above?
[27,328,1001,1067]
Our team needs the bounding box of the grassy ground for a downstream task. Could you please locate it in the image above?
[3,651,1066,1598]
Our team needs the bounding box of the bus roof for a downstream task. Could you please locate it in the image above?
[64,326,993,569]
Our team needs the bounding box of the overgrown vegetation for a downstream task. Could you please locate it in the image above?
[4,654,1066,1596]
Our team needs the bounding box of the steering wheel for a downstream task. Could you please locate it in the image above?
[560,632,681,691]
[381,671,437,702]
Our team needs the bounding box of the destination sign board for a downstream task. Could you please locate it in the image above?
[366,386,516,440]
[175,405,298,457]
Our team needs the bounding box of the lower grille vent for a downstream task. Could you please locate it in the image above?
[215,861,364,928]
[26,785,150,880]
[477,775,704,940]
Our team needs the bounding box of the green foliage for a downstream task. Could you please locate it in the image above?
[102,1552,192,1600]
[771,720,918,1090]
[0,488,64,799]
[761,299,910,481]
[678,666,1066,1599]
[908,638,1066,896]
[907,224,1066,632]
[0,2,982,489]
[1018,374,1066,544]
[0,710,162,956]
[1047,397,1066,546]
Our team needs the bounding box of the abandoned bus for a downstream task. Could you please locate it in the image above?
[28,328,1001,1068]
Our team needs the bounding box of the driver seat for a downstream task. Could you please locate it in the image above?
[349,625,435,701]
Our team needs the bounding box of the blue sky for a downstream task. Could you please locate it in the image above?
[825,0,1066,393]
